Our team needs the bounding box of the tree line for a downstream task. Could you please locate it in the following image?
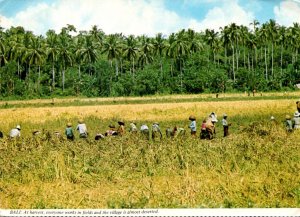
[0,19,300,98]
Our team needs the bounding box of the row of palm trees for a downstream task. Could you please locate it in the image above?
[0,19,300,95]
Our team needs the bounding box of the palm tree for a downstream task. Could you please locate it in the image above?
[46,30,59,90]
[266,19,279,78]
[123,35,139,75]
[277,26,287,80]
[57,31,73,92]
[102,34,122,75]
[171,29,189,92]
[250,19,260,33]
[153,33,166,79]
[227,23,240,81]
[89,25,105,47]
[79,35,98,75]
[23,35,46,93]
[204,29,218,64]
[138,35,154,69]
[165,33,176,76]
[220,25,231,67]
[258,23,269,80]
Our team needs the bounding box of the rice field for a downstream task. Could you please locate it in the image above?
[0,94,299,208]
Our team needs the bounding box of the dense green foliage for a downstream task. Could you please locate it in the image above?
[1,20,300,98]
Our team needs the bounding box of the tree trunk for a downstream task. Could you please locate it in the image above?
[38,65,41,93]
[265,46,268,81]
[232,44,235,82]
[52,63,55,91]
[62,67,65,92]
[271,43,274,78]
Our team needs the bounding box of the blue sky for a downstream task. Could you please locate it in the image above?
[0,0,300,36]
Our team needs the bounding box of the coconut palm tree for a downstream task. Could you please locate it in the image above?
[123,35,139,75]
[171,29,189,92]
[24,35,46,93]
[153,33,166,79]
[102,34,122,75]
[138,35,154,69]
[57,31,73,92]
[78,35,98,76]
[266,19,279,78]
[258,23,269,80]
[46,30,59,90]
[204,29,218,64]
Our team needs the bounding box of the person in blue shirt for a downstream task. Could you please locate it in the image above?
[189,115,197,136]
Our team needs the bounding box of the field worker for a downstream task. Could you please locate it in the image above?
[105,124,118,136]
[76,119,88,138]
[166,127,173,138]
[285,115,293,133]
[189,115,197,136]
[293,112,300,129]
[129,122,138,133]
[95,133,105,140]
[152,122,163,140]
[210,112,218,134]
[10,125,21,138]
[200,119,207,139]
[222,114,229,137]
[296,101,300,113]
[140,124,150,140]
[65,122,75,141]
[117,120,126,136]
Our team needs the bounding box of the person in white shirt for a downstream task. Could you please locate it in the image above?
[10,125,21,138]
[140,124,149,140]
[222,114,229,137]
[293,111,300,129]
[76,119,88,138]
[210,112,218,134]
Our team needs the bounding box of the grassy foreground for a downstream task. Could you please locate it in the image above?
[0,94,300,208]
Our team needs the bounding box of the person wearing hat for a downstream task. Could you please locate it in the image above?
[129,122,138,133]
[152,122,162,141]
[65,122,74,141]
[10,125,21,139]
[285,115,293,133]
[222,114,230,137]
[189,115,197,136]
[210,112,218,134]
[117,120,126,136]
[293,112,300,129]
[76,119,88,138]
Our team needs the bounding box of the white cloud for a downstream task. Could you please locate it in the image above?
[187,0,254,32]
[0,14,13,29]
[0,0,187,36]
[274,0,300,27]
[0,0,256,36]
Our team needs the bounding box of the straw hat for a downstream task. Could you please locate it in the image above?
[16,125,21,130]
[67,122,72,127]
[223,113,227,117]
[78,119,84,124]
[189,115,196,121]
[294,112,300,117]
[286,115,291,120]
